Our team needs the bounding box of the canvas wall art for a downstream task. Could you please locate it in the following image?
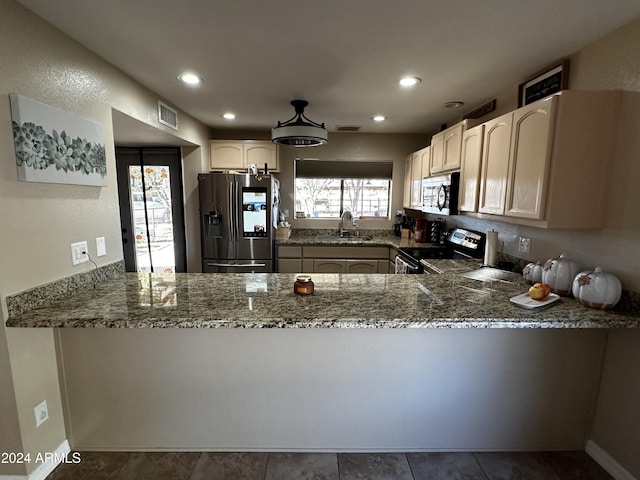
[9,94,107,186]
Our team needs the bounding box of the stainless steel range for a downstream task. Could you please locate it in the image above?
[394,228,485,274]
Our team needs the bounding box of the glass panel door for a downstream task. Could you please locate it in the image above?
[129,164,175,272]
[116,147,186,273]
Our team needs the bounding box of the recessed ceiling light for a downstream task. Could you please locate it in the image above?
[372,115,387,122]
[444,101,465,108]
[178,72,202,85]
[222,112,236,120]
[399,76,421,87]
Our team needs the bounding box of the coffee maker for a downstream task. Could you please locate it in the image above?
[393,211,404,236]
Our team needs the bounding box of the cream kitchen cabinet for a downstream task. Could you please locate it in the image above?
[430,122,464,174]
[471,91,620,228]
[477,112,513,215]
[404,147,429,209]
[277,246,302,273]
[345,259,379,274]
[418,146,431,177]
[301,245,390,273]
[312,259,346,273]
[458,124,485,212]
[503,96,556,220]
[403,154,413,209]
[209,140,279,172]
[411,147,429,209]
[312,259,378,274]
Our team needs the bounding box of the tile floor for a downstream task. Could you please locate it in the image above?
[46,450,614,480]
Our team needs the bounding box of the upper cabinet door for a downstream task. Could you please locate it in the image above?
[430,122,463,174]
[403,154,413,209]
[458,124,484,212]
[429,131,444,174]
[441,122,464,171]
[209,140,279,171]
[419,146,431,179]
[244,141,279,172]
[410,150,424,209]
[210,141,244,170]
[504,96,556,219]
[478,112,513,215]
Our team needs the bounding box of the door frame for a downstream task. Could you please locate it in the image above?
[116,147,187,272]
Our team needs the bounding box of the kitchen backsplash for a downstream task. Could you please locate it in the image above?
[6,260,124,318]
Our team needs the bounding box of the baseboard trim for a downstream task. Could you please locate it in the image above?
[0,439,71,480]
[586,439,637,480]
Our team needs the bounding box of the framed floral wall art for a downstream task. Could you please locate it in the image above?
[9,94,107,186]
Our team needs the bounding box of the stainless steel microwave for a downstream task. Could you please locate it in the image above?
[421,172,460,215]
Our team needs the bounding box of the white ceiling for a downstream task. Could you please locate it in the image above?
[17,0,640,138]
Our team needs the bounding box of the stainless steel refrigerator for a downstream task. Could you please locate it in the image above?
[198,172,279,273]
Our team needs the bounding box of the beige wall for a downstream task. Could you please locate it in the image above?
[589,329,640,478]
[0,0,210,474]
[434,20,640,294]
[278,133,427,230]
[59,328,606,452]
[567,17,640,480]
[447,17,640,478]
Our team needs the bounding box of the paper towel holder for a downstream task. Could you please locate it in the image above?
[483,229,499,267]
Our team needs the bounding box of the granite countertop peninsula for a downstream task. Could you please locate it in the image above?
[6,262,640,329]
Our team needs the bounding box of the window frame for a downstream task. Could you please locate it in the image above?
[294,176,392,220]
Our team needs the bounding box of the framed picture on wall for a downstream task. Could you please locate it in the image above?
[9,94,107,186]
[518,60,570,107]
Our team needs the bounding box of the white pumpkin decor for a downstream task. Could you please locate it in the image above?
[542,254,580,296]
[572,267,622,310]
[522,262,543,284]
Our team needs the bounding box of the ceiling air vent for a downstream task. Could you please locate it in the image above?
[158,101,178,130]
[335,125,361,132]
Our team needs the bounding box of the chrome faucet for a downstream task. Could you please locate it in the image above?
[339,210,354,237]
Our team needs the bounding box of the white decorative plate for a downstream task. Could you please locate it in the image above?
[509,292,561,309]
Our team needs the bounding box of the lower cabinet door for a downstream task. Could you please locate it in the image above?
[313,259,346,273]
[345,259,378,274]
[277,258,302,273]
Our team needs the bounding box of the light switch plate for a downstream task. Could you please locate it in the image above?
[96,237,106,257]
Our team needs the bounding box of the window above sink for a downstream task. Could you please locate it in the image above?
[294,159,392,220]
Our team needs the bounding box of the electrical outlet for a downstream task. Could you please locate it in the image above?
[34,400,48,427]
[96,237,106,257]
[70,241,88,266]
[518,237,531,254]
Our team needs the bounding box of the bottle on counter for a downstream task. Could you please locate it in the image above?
[294,275,315,295]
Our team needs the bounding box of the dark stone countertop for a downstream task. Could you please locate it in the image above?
[6,264,640,329]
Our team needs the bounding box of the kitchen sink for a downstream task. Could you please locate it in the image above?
[316,234,374,242]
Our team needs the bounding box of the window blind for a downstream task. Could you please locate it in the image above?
[295,159,393,179]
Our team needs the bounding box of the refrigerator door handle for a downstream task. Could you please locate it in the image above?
[228,181,235,242]
[228,180,237,259]
[206,263,267,268]
[234,181,240,241]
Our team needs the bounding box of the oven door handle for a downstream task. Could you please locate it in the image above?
[395,256,419,274]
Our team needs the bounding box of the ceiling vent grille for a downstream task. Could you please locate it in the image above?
[335,125,361,132]
[158,101,178,130]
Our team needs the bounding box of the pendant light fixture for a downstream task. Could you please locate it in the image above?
[272,100,328,147]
